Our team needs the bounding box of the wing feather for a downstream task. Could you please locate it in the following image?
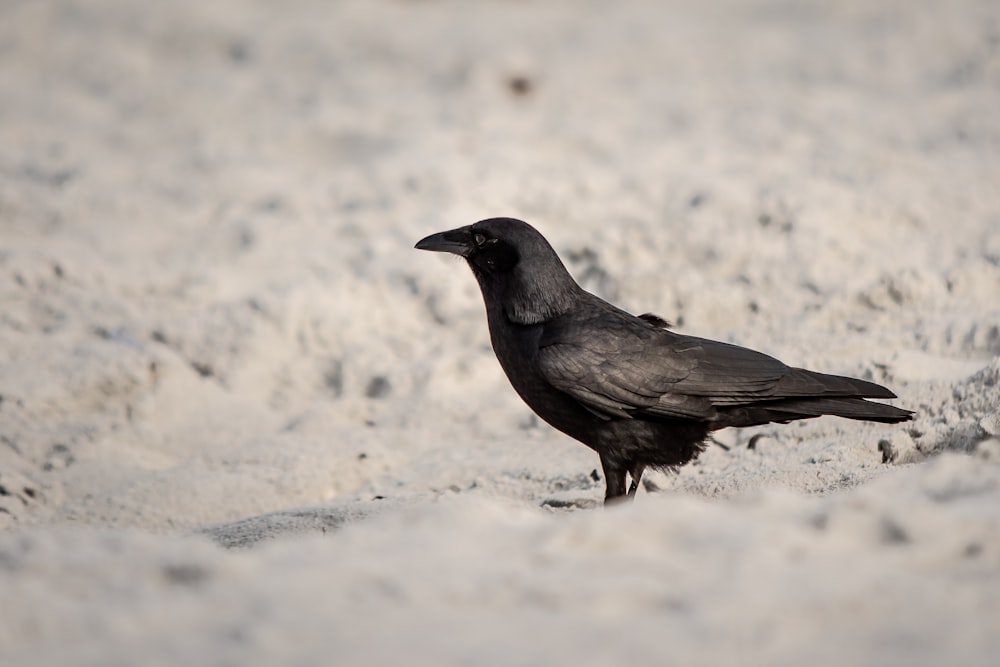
[537,305,894,423]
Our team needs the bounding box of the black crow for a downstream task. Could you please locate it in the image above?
[415,218,913,504]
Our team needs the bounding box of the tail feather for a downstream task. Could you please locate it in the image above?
[779,368,899,400]
[713,396,914,429]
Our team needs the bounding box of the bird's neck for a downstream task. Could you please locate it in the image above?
[475,265,582,326]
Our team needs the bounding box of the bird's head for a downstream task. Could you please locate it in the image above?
[415,217,581,324]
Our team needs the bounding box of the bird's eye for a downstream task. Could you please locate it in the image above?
[472,232,488,247]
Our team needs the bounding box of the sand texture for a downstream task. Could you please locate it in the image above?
[2,0,999,665]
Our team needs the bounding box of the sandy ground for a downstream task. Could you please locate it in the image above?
[2,0,1000,664]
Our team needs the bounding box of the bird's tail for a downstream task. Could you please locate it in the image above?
[766,397,913,423]
[714,397,913,429]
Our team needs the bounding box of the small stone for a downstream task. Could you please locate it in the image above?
[365,376,391,399]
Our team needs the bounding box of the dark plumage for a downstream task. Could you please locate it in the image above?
[415,217,913,504]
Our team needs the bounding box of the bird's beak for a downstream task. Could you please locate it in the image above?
[414,226,473,257]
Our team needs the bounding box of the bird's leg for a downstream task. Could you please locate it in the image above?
[626,464,646,499]
[599,454,628,504]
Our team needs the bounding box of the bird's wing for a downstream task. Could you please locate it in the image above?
[537,311,715,420]
[678,336,897,401]
[537,309,892,422]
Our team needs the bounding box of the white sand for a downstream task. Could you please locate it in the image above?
[2,0,999,664]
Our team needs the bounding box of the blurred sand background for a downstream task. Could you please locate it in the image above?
[1,0,999,664]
